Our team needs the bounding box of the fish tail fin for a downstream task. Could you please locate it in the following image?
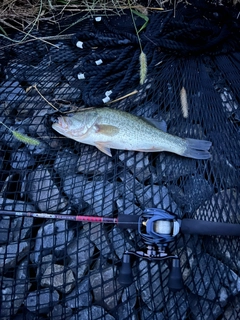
[182,138,212,159]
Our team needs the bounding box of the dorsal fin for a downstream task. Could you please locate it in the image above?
[140,117,167,132]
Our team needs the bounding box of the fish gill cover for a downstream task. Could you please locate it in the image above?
[0,0,240,319]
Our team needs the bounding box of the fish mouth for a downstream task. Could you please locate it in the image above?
[57,116,69,129]
[52,116,69,130]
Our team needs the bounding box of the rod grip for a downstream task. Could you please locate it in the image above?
[117,214,140,230]
[181,219,240,236]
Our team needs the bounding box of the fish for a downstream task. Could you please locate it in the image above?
[52,107,212,159]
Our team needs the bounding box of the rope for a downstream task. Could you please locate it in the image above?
[72,2,240,106]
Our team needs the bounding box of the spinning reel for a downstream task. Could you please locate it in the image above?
[117,208,183,291]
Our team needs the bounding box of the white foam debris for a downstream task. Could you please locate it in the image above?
[76,41,83,49]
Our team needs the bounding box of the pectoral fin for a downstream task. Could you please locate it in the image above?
[95,142,112,157]
[94,124,119,136]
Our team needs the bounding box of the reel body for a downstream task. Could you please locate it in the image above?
[118,208,183,291]
[138,208,180,245]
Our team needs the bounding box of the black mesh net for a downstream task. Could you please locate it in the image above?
[0,1,240,319]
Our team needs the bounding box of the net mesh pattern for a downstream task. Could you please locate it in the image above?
[0,1,240,319]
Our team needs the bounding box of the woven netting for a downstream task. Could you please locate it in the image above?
[0,1,240,319]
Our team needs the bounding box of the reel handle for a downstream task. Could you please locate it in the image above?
[168,258,184,292]
[118,253,133,287]
[119,254,184,291]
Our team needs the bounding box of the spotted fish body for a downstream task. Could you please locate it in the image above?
[52,107,211,159]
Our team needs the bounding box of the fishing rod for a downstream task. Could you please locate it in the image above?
[0,210,119,224]
[1,208,240,291]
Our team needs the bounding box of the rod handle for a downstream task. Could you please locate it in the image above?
[181,219,240,236]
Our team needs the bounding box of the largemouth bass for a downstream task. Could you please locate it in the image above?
[52,107,211,159]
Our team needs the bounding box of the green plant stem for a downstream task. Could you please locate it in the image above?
[128,1,143,52]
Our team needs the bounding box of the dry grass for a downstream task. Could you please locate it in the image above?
[0,0,44,29]
[0,0,140,30]
[0,0,170,47]
[0,0,238,44]
[0,0,154,43]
